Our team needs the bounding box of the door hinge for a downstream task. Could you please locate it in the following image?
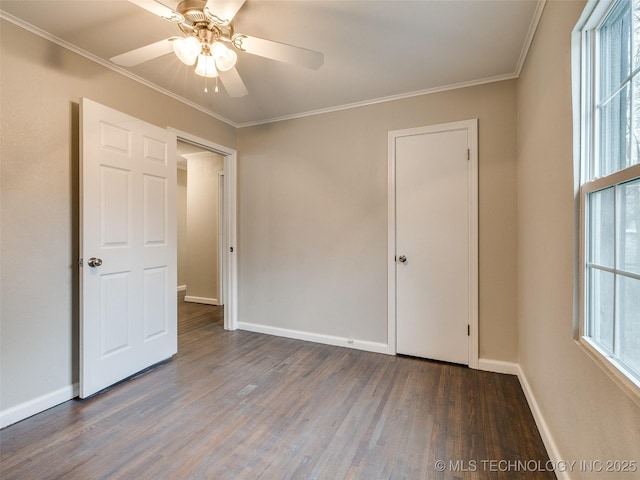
[467,324,470,336]
[467,149,470,161]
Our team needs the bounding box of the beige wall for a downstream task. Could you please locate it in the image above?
[11,8,638,470]
[0,19,236,411]
[238,80,518,359]
[517,0,640,474]
[177,168,188,288]
[186,153,224,302]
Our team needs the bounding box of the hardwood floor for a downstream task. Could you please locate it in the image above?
[1,296,554,479]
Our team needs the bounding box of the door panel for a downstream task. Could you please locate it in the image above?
[101,272,131,356]
[395,127,470,365]
[144,266,169,339]
[101,166,131,246]
[80,98,177,398]
[144,174,167,244]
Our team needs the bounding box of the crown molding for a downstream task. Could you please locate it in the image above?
[515,0,547,76]
[2,3,545,130]
[237,73,518,128]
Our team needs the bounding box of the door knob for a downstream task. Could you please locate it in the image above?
[398,255,407,263]
[87,257,103,268]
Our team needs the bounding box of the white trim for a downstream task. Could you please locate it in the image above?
[577,338,640,408]
[177,284,187,292]
[224,151,238,330]
[515,0,547,76]
[477,359,519,375]
[387,119,479,368]
[1,383,78,429]
[238,322,393,355]
[517,366,570,480]
[0,11,238,128]
[468,121,479,369]
[180,151,218,160]
[387,134,397,355]
[238,74,517,128]
[184,296,219,305]
[572,0,640,407]
[171,132,234,158]
[170,129,238,331]
[218,171,225,306]
[1,8,543,130]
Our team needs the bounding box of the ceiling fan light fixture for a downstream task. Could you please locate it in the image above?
[173,36,201,65]
[119,0,322,98]
[211,41,237,71]
[195,53,218,77]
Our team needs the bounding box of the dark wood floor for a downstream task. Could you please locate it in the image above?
[1,296,554,479]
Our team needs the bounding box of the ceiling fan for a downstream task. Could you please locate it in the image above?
[110,0,324,97]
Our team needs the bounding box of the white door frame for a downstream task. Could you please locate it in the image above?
[387,119,478,368]
[170,128,238,330]
[218,171,225,306]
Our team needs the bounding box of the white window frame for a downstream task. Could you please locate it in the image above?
[574,0,640,405]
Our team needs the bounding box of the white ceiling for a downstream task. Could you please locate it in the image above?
[0,0,543,127]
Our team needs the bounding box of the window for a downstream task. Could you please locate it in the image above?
[577,0,640,397]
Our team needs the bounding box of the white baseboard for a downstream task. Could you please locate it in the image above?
[477,358,519,375]
[517,366,569,480]
[478,360,568,478]
[184,296,219,305]
[177,285,187,292]
[238,322,393,355]
[1,383,78,429]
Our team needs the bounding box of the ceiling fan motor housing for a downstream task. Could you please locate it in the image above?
[176,0,235,45]
[177,0,209,22]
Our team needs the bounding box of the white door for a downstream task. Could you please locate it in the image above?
[392,121,477,365]
[80,98,177,398]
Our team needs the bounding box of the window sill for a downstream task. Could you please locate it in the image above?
[577,337,640,408]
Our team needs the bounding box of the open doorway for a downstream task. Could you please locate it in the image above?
[177,141,225,306]
[172,129,238,331]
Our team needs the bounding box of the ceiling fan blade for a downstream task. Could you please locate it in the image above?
[220,68,248,97]
[204,0,246,26]
[128,0,184,23]
[233,35,324,70]
[110,38,175,67]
